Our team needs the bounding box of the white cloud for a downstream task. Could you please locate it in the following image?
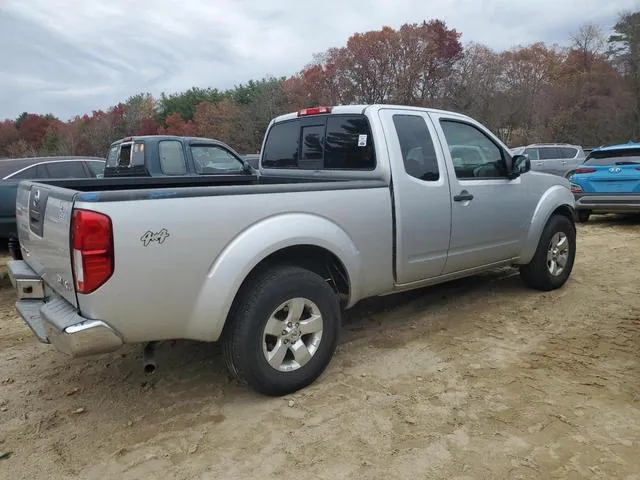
[0,0,637,119]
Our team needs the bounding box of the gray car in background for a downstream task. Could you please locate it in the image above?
[510,143,586,178]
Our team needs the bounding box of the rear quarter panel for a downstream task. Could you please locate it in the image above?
[76,185,394,343]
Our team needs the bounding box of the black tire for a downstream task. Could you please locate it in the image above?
[222,265,340,396]
[576,210,590,223]
[519,214,576,291]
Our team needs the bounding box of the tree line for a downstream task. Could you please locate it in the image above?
[1,11,638,159]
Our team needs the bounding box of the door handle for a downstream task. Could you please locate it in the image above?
[453,190,474,202]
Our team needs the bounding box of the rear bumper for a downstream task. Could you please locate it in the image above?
[7,260,123,357]
[574,193,640,212]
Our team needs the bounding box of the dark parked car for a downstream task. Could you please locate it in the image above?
[1,156,105,257]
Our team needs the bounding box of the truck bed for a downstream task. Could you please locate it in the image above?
[28,175,386,203]
[14,174,391,313]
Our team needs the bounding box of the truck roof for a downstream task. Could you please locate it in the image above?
[271,104,473,124]
[109,135,229,146]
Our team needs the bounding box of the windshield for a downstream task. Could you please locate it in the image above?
[584,148,640,166]
[191,145,245,174]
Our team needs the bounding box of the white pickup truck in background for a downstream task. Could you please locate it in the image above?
[8,104,577,396]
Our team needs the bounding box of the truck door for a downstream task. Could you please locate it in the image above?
[378,108,452,284]
[429,112,530,273]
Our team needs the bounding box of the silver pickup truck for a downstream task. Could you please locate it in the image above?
[8,104,577,396]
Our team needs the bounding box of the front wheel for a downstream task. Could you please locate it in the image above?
[222,265,340,396]
[519,214,576,291]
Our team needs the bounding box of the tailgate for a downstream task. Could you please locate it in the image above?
[16,181,78,307]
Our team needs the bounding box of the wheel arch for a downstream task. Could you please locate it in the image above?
[520,185,576,264]
[186,213,360,342]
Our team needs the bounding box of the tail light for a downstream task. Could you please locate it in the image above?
[71,209,113,294]
[570,183,583,193]
[575,167,595,174]
[298,106,332,116]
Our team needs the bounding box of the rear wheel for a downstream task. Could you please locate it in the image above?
[222,265,340,396]
[519,214,576,291]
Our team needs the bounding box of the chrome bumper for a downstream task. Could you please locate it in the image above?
[574,193,640,212]
[7,260,123,357]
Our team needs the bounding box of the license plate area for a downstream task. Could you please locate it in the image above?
[597,182,632,192]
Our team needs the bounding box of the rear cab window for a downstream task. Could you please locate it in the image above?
[262,114,376,170]
[105,140,145,169]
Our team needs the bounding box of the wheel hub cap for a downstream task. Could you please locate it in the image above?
[547,232,569,276]
[262,298,324,372]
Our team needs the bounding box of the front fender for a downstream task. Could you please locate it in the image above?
[186,213,362,342]
[520,185,575,264]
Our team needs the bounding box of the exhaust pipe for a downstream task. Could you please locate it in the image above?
[143,342,157,374]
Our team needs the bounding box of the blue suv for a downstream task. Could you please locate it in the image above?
[570,141,640,222]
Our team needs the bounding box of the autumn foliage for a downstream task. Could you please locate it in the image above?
[1,13,639,160]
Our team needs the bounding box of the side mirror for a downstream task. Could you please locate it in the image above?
[512,154,530,174]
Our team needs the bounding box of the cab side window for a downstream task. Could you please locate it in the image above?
[392,114,439,181]
[440,120,508,179]
[159,140,187,175]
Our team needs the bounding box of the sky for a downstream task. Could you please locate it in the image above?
[0,0,636,120]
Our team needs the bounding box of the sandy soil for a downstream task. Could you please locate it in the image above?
[1,215,639,480]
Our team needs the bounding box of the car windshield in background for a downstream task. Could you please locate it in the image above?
[584,149,640,166]
[191,145,245,174]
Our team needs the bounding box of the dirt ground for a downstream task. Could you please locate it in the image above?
[1,216,639,480]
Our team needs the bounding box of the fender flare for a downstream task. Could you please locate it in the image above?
[520,185,575,265]
[185,213,362,342]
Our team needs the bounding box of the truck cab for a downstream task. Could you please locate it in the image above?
[103,135,254,178]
